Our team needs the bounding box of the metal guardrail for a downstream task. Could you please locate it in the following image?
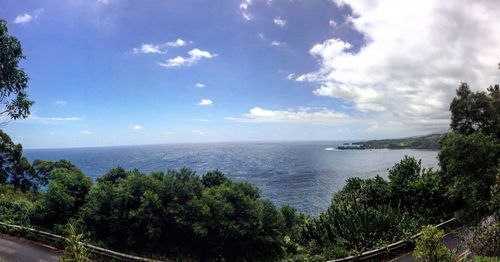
[328,218,457,262]
[0,221,170,262]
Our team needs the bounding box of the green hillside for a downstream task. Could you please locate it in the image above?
[354,133,446,150]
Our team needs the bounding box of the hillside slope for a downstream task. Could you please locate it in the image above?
[354,133,445,150]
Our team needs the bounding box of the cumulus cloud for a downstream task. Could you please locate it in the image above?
[159,48,217,68]
[296,0,500,130]
[195,83,205,88]
[166,38,188,47]
[329,20,337,28]
[197,99,213,106]
[227,107,347,124]
[133,39,190,54]
[13,9,43,24]
[131,125,142,130]
[273,16,286,27]
[133,44,166,54]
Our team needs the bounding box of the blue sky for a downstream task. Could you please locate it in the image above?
[1,0,499,148]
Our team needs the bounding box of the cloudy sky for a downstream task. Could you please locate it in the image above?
[1,0,499,148]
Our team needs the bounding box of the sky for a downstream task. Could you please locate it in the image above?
[1,0,499,148]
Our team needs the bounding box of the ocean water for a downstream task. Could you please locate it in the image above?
[24,142,439,216]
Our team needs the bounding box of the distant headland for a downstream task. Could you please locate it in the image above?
[338,133,445,150]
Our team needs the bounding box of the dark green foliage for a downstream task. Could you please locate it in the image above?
[0,19,34,120]
[331,176,389,208]
[359,133,445,150]
[0,130,38,192]
[201,169,228,187]
[450,83,499,137]
[32,159,80,187]
[302,203,419,259]
[95,166,127,184]
[31,168,92,231]
[490,171,500,214]
[0,185,33,225]
[439,132,500,218]
[80,168,294,261]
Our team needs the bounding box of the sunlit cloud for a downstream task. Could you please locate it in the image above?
[159,48,217,68]
[197,99,213,106]
[227,107,348,124]
[273,16,286,27]
[13,9,43,24]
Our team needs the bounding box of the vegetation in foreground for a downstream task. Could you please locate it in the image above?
[1,18,500,261]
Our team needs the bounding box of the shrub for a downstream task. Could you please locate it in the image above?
[80,167,294,261]
[31,168,92,231]
[465,221,500,257]
[0,191,33,225]
[439,132,500,219]
[60,223,90,262]
[414,226,454,262]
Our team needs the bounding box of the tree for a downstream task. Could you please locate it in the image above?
[32,159,81,187]
[0,19,33,121]
[450,83,499,137]
[439,132,500,218]
[0,130,37,192]
[31,168,92,231]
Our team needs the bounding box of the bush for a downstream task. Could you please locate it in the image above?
[302,203,420,258]
[79,167,296,261]
[465,221,500,257]
[439,132,500,219]
[489,171,500,214]
[414,226,454,262]
[31,168,92,231]
[0,190,33,225]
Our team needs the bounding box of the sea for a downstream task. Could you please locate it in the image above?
[24,142,439,216]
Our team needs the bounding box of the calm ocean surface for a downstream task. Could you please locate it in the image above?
[24,142,438,216]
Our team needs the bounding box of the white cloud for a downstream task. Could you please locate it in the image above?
[270,41,285,47]
[286,73,295,80]
[13,9,43,24]
[296,0,500,130]
[166,39,188,47]
[22,115,80,124]
[197,99,213,106]
[81,129,92,135]
[239,0,253,21]
[195,83,205,88]
[133,44,166,54]
[14,14,32,24]
[159,48,217,68]
[227,107,348,124]
[54,100,67,106]
[131,125,142,130]
[329,20,337,28]
[273,16,287,27]
[133,39,190,54]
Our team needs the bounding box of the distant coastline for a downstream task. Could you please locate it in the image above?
[338,133,445,150]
